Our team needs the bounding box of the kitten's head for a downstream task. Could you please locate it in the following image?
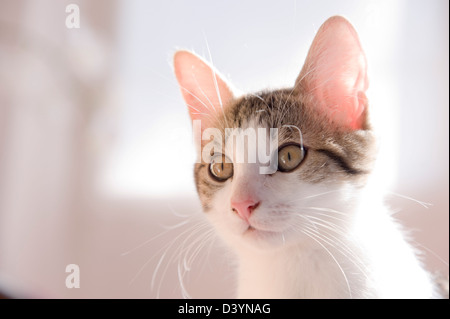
[174,16,376,251]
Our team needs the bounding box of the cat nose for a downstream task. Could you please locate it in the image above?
[231,199,260,221]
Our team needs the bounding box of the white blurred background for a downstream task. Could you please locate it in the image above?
[0,0,448,298]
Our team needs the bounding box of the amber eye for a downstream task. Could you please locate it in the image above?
[209,155,234,181]
[277,144,306,172]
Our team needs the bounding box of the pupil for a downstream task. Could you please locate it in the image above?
[221,162,224,172]
[287,152,291,161]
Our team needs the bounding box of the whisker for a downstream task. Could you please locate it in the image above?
[387,191,432,209]
[183,229,215,271]
[302,229,353,298]
[297,190,341,201]
[177,229,216,298]
[150,248,170,290]
[304,212,348,225]
[161,219,191,231]
[301,206,348,216]
[178,262,192,299]
[413,241,449,267]
[155,222,211,297]
[303,224,370,280]
[296,214,319,232]
[150,222,205,289]
[303,215,347,234]
[121,219,190,257]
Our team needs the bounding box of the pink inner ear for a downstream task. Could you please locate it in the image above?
[174,51,233,127]
[297,16,368,130]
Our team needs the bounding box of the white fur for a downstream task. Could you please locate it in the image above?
[204,122,436,299]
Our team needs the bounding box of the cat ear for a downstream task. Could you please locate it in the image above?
[296,16,369,130]
[174,50,234,126]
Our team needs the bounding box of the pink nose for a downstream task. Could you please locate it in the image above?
[231,199,260,221]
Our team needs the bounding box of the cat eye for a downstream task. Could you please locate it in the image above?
[209,155,234,181]
[277,144,306,172]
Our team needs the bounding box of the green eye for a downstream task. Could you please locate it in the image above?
[209,155,233,181]
[277,144,306,172]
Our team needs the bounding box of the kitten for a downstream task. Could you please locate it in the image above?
[173,16,438,298]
